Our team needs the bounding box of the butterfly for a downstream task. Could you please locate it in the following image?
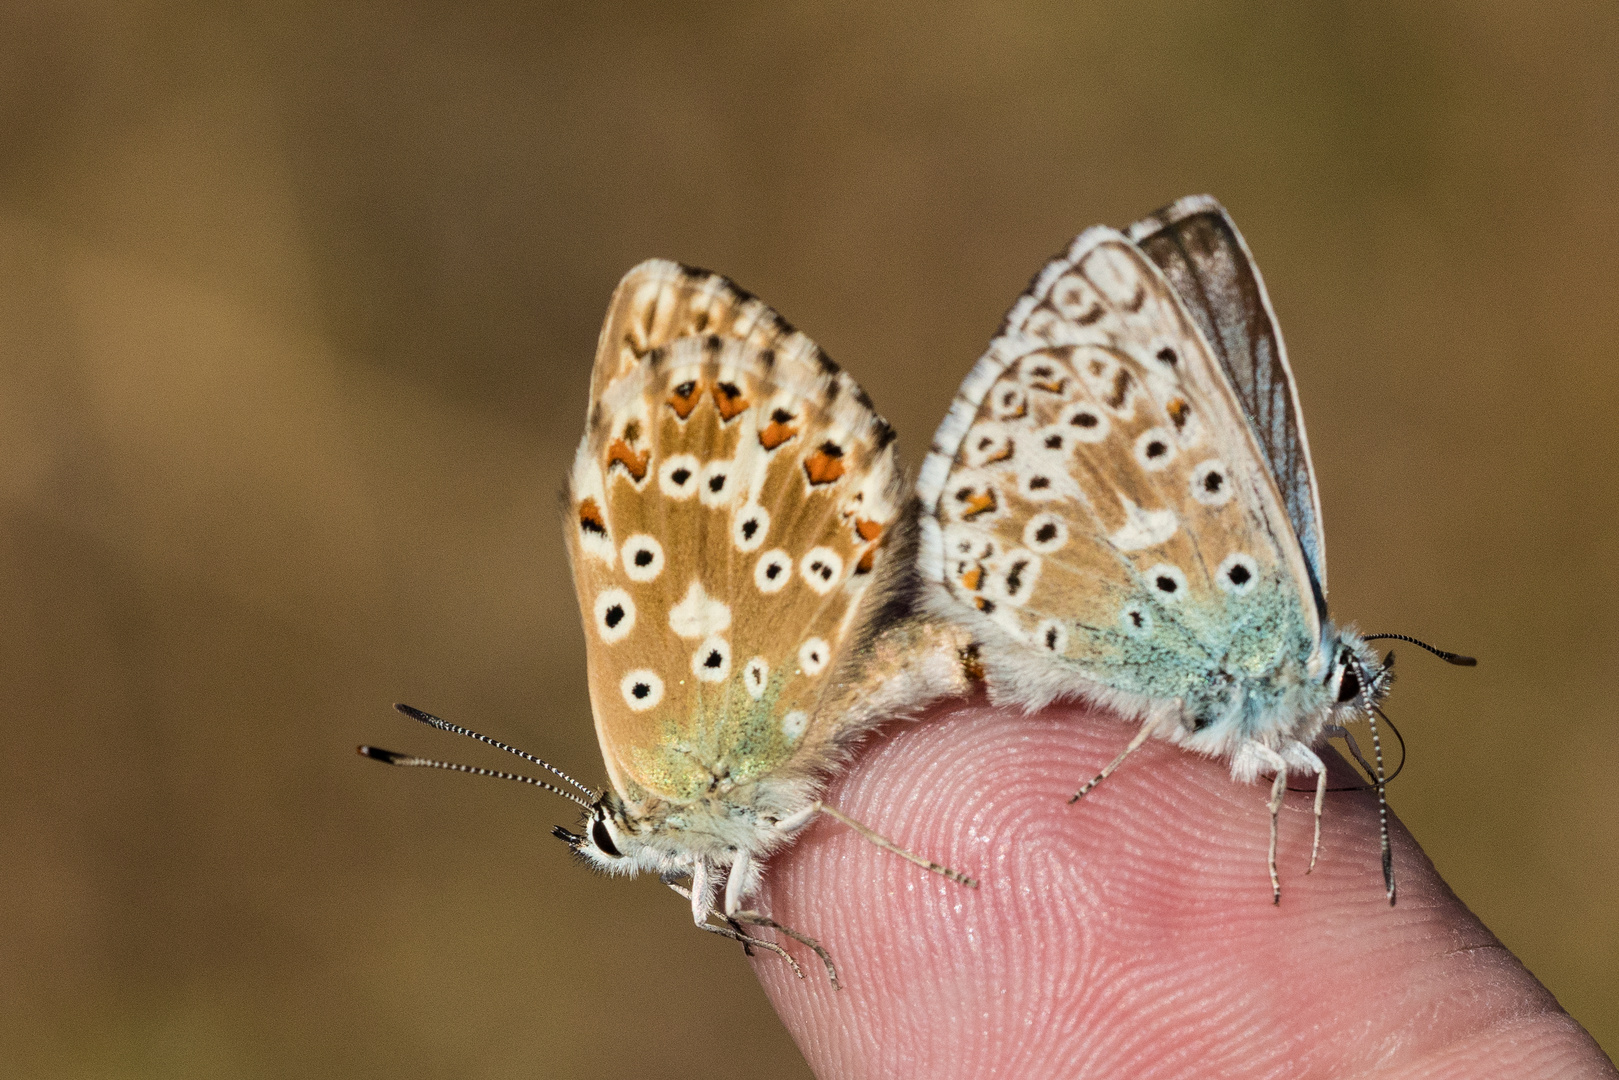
[363,258,978,986]
[915,195,1473,904]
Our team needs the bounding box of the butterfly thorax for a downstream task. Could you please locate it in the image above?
[1162,623,1390,763]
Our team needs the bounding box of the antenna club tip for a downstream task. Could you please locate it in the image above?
[358,745,407,764]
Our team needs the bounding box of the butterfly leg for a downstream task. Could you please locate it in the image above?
[812,802,978,887]
[1243,741,1291,904]
[1281,741,1328,874]
[732,910,840,990]
[1070,718,1154,804]
[667,868,803,978]
[719,849,838,986]
[1323,723,1377,780]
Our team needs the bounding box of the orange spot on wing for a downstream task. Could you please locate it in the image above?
[1167,398,1190,430]
[759,409,799,450]
[667,380,703,419]
[713,381,749,421]
[960,565,983,590]
[958,489,997,520]
[803,442,846,486]
[578,498,607,536]
[851,519,884,574]
[606,440,650,481]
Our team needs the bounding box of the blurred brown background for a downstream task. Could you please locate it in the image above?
[1,2,1614,1076]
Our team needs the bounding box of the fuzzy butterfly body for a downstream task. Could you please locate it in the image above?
[918,196,1423,900]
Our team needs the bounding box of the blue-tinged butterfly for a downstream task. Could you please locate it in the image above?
[363,259,978,985]
[915,195,1473,903]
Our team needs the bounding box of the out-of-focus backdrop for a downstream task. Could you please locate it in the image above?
[2,4,1614,1076]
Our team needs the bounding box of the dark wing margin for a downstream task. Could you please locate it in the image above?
[1128,195,1328,617]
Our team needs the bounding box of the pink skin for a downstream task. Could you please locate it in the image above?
[751,701,1615,1079]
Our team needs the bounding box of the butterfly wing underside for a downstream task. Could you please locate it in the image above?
[1128,195,1327,613]
[566,261,906,805]
[917,227,1323,715]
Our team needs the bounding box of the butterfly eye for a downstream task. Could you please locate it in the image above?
[591,817,623,858]
[1336,664,1363,704]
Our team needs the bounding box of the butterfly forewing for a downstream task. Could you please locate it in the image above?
[919,229,1323,712]
[567,262,904,805]
[1128,196,1327,609]
[589,259,809,403]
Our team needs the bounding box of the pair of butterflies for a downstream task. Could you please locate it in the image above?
[363,195,1472,986]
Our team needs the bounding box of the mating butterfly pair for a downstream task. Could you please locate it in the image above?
[362,196,1472,986]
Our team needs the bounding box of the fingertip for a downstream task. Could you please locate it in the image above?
[748,703,1576,1079]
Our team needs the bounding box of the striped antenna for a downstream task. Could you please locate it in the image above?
[357,745,595,810]
[392,703,598,799]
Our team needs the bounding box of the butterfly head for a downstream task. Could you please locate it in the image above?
[1326,630,1393,718]
[556,793,657,880]
[552,792,662,877]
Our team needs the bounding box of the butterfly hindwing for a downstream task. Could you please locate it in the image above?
[918,228,1322,721]
[566,262,905,804]
[1128,196,1327,610]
